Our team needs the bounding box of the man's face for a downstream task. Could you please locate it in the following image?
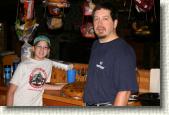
[93,8,117,39]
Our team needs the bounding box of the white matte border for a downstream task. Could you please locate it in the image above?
[1,0,168,115]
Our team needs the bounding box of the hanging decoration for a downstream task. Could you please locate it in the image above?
[47,0,70,9]
[15,19,39,42]
[15,0,39,42]
[48,6,63,16]
[47,0,70,17]
[80,0,96,39]
[81,22,95,38]
[83,0,95,16]
[44,0,70,30]
[134,0,154,13]
[23,0,34,20]
[132,21,151,35]
[129,0,157,36]
[47,17,63,29]
[20,0,25,3]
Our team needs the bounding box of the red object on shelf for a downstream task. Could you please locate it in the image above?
[80,22,95,39]
[83,1,92,16]
[24,0,34,20]
[47,0,70,8]
[134,0,154,12]
[80,0,96,39]
[48,6,62,16]
[82,0,95,16]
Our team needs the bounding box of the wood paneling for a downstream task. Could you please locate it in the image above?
[137,69,150,92]
[0,54,19,77]
[51,63,150,92]
[50,63,88,83]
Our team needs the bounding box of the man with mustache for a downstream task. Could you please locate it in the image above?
[83,2,138,106]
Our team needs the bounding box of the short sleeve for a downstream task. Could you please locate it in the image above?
[10,63,24,86]
[114,48,138,93]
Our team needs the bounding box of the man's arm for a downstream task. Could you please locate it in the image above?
[113,91,131,106]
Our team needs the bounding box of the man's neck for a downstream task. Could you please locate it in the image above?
[99,34,119,43]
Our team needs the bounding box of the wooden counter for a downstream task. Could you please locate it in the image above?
[43,89,141,106]
[0,79,140,106]
[0,78,84,106]
[1,63,150,106]
[43,90,84,106]
[0,78,8,106]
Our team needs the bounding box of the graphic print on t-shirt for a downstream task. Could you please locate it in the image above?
[29,68,47,89]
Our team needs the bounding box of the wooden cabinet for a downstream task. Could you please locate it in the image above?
[0,94,6,106]
[0,80,7,106]
[0,89,6,106]
[43,98,78,106]
[0,53,19,76]
[43,90,84,106]
[137,69,150,92]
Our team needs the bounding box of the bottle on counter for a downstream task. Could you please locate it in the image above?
[3,65,12,86]
[12,59,20,75]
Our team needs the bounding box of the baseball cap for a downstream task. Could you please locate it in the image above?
[33,35,51,46]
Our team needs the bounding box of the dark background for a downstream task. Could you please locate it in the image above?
[0,0,160,69]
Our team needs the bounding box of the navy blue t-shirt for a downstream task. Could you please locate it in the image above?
[83,38,138,105]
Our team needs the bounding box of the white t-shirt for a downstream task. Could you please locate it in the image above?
[10,58,53,106]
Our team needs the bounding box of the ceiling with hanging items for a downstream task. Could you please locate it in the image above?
[0,0,159,38]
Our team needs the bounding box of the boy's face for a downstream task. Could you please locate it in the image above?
[32,41,50,60]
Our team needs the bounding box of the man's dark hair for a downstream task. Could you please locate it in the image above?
[92,2,119,20]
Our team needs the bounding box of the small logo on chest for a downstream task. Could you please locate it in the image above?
[96,61,105,69]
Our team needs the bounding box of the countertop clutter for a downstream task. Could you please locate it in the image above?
[43,63,87,106]
[0,62,160,106]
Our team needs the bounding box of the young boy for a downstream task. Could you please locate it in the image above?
[7,35,70,106]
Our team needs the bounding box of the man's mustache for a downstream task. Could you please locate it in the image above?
[96,26,105,30]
